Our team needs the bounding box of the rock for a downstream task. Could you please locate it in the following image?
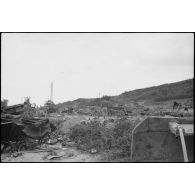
[67,152,74,157]
[90,148,98,154]
[47,155,63,160]
[57,137,63,141]
[4,146,12,153]
[47,139,58,145]
[109,119,114,122]
[66,141,75,147]
[12,152,22,158]
[1,144,4,152]
[46,150,67,160]
[81,121,86,125]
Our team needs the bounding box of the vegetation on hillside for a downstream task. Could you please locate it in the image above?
[116,78,194,103]
[68,118,140,159]
[55,79,193,109]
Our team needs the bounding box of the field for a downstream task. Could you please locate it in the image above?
[1,96,193,162]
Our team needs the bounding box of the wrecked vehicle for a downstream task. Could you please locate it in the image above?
[3,104,25,115]
[1,110,56,153]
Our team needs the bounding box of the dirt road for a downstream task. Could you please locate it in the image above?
[1,144,102,162]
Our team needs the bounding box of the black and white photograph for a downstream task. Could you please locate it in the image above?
[1,1,195,195]
[1,33,194,162]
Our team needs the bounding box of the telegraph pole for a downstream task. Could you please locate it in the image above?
[50,82,53,102]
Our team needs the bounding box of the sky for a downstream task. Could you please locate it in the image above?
[1,33,194,106]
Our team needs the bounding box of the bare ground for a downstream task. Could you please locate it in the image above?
[1,114,107,162]
[1,108,193,162]
[1,143,102,162]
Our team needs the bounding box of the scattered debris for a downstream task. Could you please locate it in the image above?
[1,102,58,154]
[12,152,22,158]
[46,154,65,160]
[1,144,4,151]
[90,148,98,154]
[66,141,75,147]
[44,149,73,160]
[4,146,12,153]
[1,94,193,162]
[46,139,58,145]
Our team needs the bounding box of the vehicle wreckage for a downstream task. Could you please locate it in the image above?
[130,116,194,162]
[1,104,56,153]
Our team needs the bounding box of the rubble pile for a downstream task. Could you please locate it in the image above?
[1,103,58,154]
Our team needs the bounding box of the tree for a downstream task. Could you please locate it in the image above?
[44,100,56,113]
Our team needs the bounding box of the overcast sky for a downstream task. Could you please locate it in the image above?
[1,33,194,106]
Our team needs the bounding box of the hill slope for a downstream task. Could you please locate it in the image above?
[56,78,194,109]
[114,78,194,103]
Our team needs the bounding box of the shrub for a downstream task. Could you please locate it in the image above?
[68,118,136,158]
[44,100,57,113]
[101,95,111,101]
[69,123,103,149]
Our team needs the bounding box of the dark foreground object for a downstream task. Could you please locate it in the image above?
[1,115,51,141]
[131,116,194,162]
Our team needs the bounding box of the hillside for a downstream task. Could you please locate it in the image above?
[56,78,194,109]
[114,78,194,103]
